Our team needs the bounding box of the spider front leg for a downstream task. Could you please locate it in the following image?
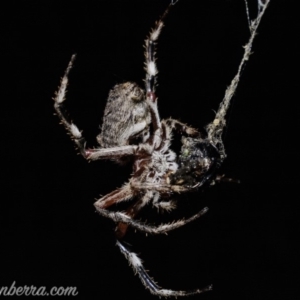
[53,54,88,157]
[144,4,170,96]
[54,56,144,161]
[144,4,174,136]
[116,240,213,297]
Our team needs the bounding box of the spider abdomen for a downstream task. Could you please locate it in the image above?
[97,82,151,149]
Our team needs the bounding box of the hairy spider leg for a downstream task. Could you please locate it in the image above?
[143,6,201,150]
[53,54,87,157]
[94,184,209,235]
[144,3,172,96]
[116,240,213,297]
[54,56,144,161]
[115,191,154,239]
[143,4,175,150]
[206,0,270,159]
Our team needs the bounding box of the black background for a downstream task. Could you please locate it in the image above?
[1,0,299,299]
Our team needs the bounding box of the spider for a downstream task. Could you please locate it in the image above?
[53,0,270,297]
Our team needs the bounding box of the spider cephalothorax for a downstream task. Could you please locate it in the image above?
[53,0,270,297]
